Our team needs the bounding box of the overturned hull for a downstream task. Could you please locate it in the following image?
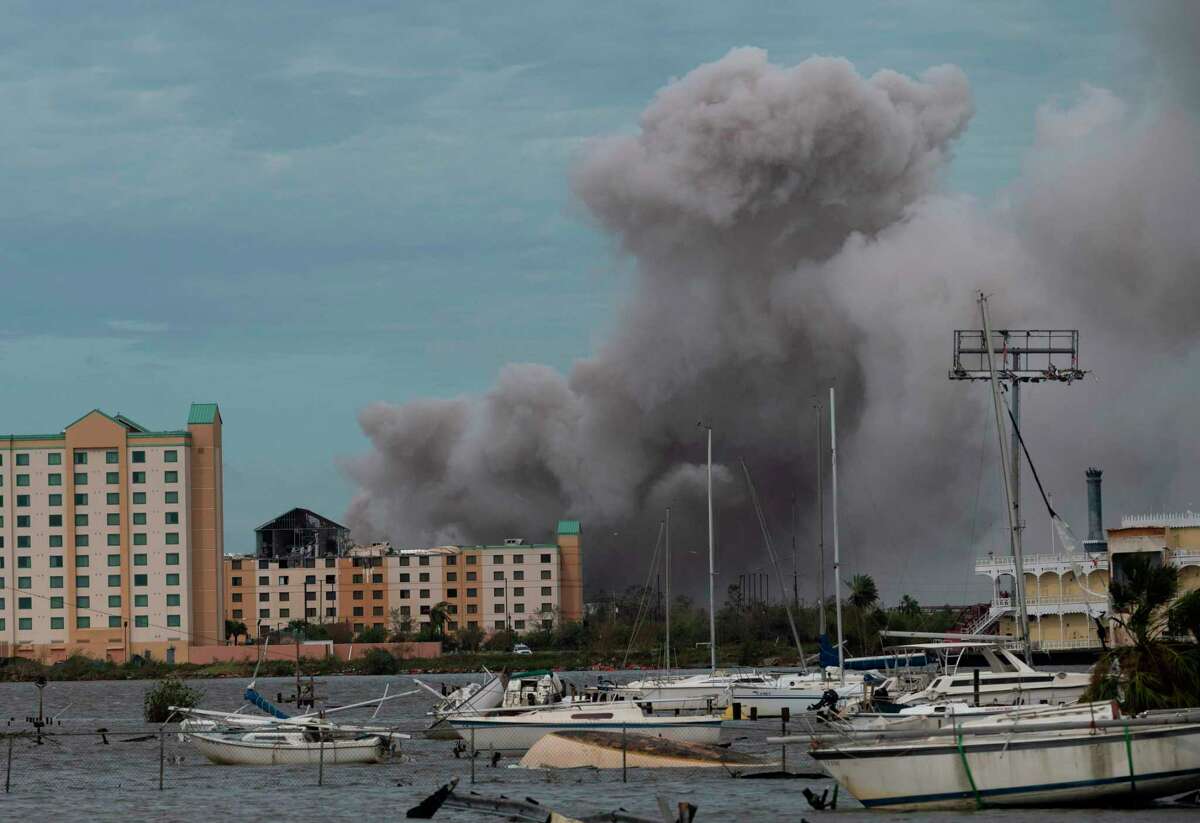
[519,730,764,770]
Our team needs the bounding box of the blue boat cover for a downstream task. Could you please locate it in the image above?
[244,687,291,719]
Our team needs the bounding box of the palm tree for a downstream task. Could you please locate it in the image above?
[428,601,450,639]
[1084,554,1200,713]
[898,594,921,617]
[1169,589,1200,642]
[846,574,880,654]
[224,619,247,645]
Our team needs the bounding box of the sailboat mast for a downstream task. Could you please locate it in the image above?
[830,386,845,683]
[979,293,1032,661]
[706,425,717,674]
[664,506,671,672]
[816,398,826,636]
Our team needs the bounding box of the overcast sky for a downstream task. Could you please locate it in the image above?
[0,2,1150,557]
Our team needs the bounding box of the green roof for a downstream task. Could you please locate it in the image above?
[188,403,220,425]
[556,519,581,536]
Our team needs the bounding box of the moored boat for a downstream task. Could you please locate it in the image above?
[183,729,389,766]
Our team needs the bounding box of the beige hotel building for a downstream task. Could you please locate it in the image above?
[0,404,223,662]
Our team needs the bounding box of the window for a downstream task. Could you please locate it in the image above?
[134,594,148,607]
[74,452,87,465]
[165,512,179,525]
[76,554,90,567]
[133,492,146,504]
[493,571,504,581]
[513,570,524,581]
[325,574,335,584]
[16,515,29,528]
[399,573,410,583]
[164,491,178,504]
[165,532,179,545]
[420,605,430,615]
[513,587,524,597]
[107,492,119,505]
[419,572,430,582]
[75,534,89,548]
[166,573,179,585]
[278,592,290,602]
[135,616,149,628]
[134,533,147,546]
[16,474,29,486]
[107,554,120,567]
[493,588,504,597]
[541,570,552,580]
[352,591,364,601]
[14,577,26,590]
[76,575,90,588]
[373,606,384,616]
[231,576,242,586]
[352,574,363,584]
[50,596,63,609]
[353,606,364,617]
[76,616,91,629]
[398,556,410,566]
[541,553,552,563]
[418,556,430,567]
[75,513,88,526]
[258,575,268,585]
[106,451,119,464]
[19,618,32,631]
[73,493,87,506]
[232,592,243,602]
[513,603,525,613]
[466,571,477,581]
[167,614,181,627]
[278,575,288,585]
[73,472,87,485]
[259,608,270,618]
[49,556,63,568]
[325,591,336,601]
[466,555,478,565]
[371,573,383,584]
[540,603,553,612]
[17,495,29,507]
[48,473,62,486]
[132,450,145,463]
[107,534,120,546]
[131,471,145,484]
[133,512,147,525]
[18,596,32,608]
[49,576,63,588]
[105,472,119,484]
[49,513,62,527]
[541,586,552,596]
[419,589,430,598]
[134,554,147,566]
[494,604,505,613]
[17,556,30,569]
[15,453,29,466]
[446,555,457,566]
[108,595,121,608]
[512,554,523,564]
[48,453,62,466]
[48,493,61,506]
[164,471,178,483]
[50,535,63,548]
[232,609,243,619]
[50,617,64,630]
[372,590,383,600]
[398,590,410,599]
[17,536,30,549]
[446,572,458,582]
[165,553,179,565]
[134,574,148,587]
[466,588,477,598]
[107,574,120,587]
[446,588,458,598]
[164,450,178,463]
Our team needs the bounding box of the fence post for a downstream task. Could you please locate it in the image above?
[319,738,325,786]
[158,726,165,791]
[5,734,12,794]
[622,725,627,784]
[780,709,788,773]
[470,729,476,785]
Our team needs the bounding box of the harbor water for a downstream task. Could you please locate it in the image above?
[0,672,1195,821]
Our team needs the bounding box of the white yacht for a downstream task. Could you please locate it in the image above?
[889,641,1090,707]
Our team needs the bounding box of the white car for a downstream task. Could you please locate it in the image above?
[512,643,533,656]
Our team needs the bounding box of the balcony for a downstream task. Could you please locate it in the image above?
[977,553,1109,573]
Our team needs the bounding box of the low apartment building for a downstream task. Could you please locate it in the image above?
[224,519,583,638]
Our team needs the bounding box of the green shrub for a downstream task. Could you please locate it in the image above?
[362,648,399,676]
[144,676,203,723]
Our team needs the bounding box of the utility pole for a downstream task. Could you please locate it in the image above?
[950,309,1086,658]
[664,507,671,672]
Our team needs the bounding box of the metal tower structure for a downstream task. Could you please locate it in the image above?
[951,316,1086,656]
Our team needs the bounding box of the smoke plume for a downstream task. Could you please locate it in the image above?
[344,20,1200,605]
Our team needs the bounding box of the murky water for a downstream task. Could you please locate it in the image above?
[0,672,1195,821]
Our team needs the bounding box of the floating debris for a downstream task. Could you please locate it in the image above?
[519,730,766,770]
[405,777,698,821]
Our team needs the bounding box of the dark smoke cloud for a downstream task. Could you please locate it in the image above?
[344,23,1200,605]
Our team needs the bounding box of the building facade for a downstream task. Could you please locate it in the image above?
[0,404,224,662]
[224,520,584,638]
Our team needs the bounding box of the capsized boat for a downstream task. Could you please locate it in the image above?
[774,702,1200,809]
[449,700,723,751]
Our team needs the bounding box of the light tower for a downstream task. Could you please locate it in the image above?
[951,318,1086,657]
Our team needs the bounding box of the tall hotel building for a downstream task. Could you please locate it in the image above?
[0,404,223,662]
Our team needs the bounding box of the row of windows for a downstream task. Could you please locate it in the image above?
[0,613,183,632]
[5,450,179,466]
[8,592,180,609]
[8,532,180,549]
[6,572,181,589]
[10,470,179,486]
[4,491,180,507]
[9,552,180,569]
